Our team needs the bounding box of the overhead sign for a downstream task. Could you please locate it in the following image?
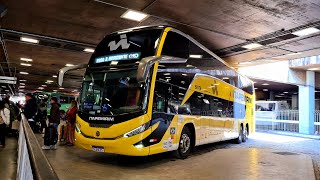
[0,79,16,84]
[0,76,17,81]
[95,52,141,64]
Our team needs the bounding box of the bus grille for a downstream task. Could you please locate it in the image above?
[89,123,113,128]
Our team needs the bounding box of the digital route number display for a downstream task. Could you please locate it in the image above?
[95,52,141,64]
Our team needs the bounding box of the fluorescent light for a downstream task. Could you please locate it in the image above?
[222,77,229,80]
[65,64,74,67]
[20,63,32,66]
[46,80,54,83]
[286,52,301,56]
[283,92,288,94]
[38,87,44,90]
[292,27,320,37]
[1,86,6,88]
[164,73,171,76]
[20,83,25,85]
[239,61,252,65]
[20,37,39,44]
[20,58,33,62]
[41,85,47,87]
[179,93,184,96]
[280,94,285,95]
[52,75,57,78]
[182,73,188,76]
[110,61,118,65]
[19,86,25,88]
[120,10,149,22]
[83,48,94,53]
[242,43,263,50]
[186,65,194,68]
[165,76,171,79]
[262,83,269,86]
[59,87,64,90]
[263,89,268,91]
[19,79,27,82]
[308,68,319,71]
[5,90,9,92]
[53,90,58,92]
[19,72,29,75]
[189,54,203,59]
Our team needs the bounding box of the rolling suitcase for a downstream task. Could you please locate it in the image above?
[44,126,58,146]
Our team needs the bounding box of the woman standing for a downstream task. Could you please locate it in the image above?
[66,100,77,145]
[0,101,10,147]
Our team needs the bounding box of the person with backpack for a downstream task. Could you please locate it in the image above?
[0,101,10,147]
[42,97,60,150]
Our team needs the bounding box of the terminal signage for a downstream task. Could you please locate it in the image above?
[95,52,141,64]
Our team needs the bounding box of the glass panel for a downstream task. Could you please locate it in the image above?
[80,68,147,115]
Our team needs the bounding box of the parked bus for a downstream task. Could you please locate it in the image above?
[58,26,255,158]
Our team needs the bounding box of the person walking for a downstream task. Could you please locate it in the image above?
[0,101,10,147]
[66,100,77,145]
[42,97,60,150]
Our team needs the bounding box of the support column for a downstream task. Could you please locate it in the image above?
[292,95,298,110]
[299,71,315,134]
[269,91,274,101]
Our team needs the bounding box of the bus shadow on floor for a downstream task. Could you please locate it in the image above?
[88,139,238,168]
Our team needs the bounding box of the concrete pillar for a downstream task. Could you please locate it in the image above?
[269,91,274,101]
[299,71,315,134]
[292,95,298,110]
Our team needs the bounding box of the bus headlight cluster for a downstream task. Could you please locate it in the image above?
[123,122,150,138]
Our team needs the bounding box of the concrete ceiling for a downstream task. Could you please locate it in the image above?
[1,0,320,94]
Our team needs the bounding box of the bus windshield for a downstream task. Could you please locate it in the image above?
[80,68,147,116]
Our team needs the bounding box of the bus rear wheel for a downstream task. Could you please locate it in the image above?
[234,125,243,144]
[174,126,191,159]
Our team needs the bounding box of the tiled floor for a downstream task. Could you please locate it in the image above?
[0,137,18,180]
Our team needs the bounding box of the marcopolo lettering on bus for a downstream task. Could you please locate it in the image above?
[89,117,114,121]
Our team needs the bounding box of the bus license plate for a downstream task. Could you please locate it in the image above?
[92,146,104,152]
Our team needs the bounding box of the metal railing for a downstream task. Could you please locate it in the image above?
[255,110,299,132]
[17,114,59,180]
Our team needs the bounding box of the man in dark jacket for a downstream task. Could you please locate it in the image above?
[42,97,60,150]
[24,93,38,131]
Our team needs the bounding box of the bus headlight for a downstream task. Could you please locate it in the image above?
[123,122,150,138]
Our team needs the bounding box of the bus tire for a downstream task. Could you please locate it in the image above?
[174,126,192,159]
[242,125,248,142]
[234,125,243,144]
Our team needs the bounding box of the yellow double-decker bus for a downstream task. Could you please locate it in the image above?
[58,26,255,158]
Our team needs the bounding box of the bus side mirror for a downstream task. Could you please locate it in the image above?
[58,64,88,87]
[137,56,161,83]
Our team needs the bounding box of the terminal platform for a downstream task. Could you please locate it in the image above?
[35,134,315,180]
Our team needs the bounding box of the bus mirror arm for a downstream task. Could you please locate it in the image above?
[58,64,88,87]
[137,56,161,83]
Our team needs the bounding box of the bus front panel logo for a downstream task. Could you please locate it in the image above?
[108,34,130,51]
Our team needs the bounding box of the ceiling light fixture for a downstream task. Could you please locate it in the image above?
[83,48,94,53]
[164,73,171,76]
[65,64,74,67]
[222,77,229,80]
[38,87,44,90]
[20,63,32,66]
[263,89,268,91]
[41,85,47,87]
[20,83,25,85]
[20,37,39,44]
[19,72,29,75]
[292,27,320,37]
[20,58,33,62]
[110,61,118,65]
[189,54,203,59]
[19,79,27,82]
[242,43,263,50]
[19,86,25,88]
[46,80,54,83]
[120,9,149,22]
[262,83,269,86]
[182,73,188,76]
[283,92,288,94]
[59,87,64,90]
[307,68,319,71]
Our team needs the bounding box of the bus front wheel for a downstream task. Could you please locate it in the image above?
[174,126,191,159]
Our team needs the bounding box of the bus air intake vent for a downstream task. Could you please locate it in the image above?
[89,123,113,128]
